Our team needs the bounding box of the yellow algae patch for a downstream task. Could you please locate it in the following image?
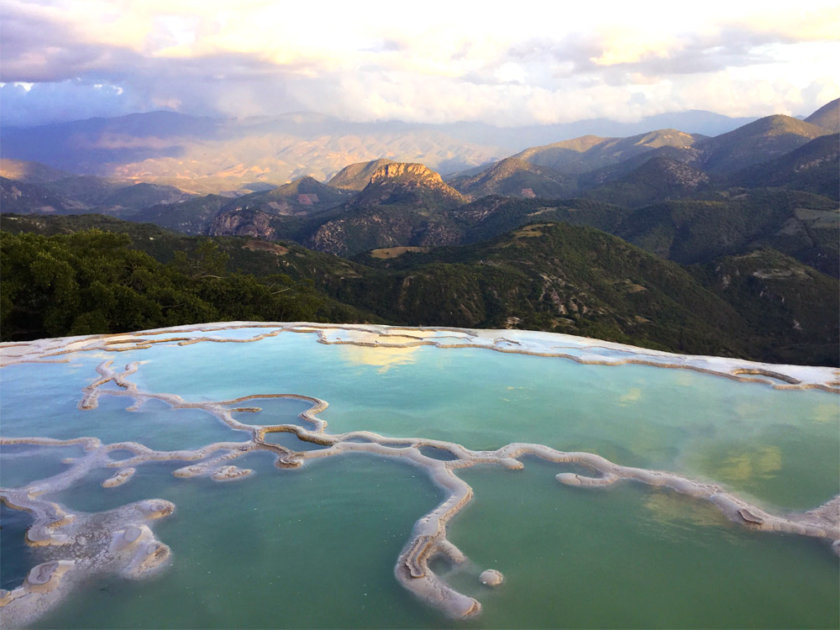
[644,492,730,529]
[674,372,696,386]
[811,403,840,424]
[338,343,421,373]
[716,446,782,482]
[618,387,642,405]
[734,400,767,419]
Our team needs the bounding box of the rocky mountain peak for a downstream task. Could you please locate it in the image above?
[633,129,697,149]
[368,162,444,185]
[349,161,467,208]
[328,159,395,191]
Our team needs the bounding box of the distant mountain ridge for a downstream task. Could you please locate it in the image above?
[725,133,839,198]
[0,159,75,183]
[0,168,193,215]
[580,157,712,208]
[512,129,701,174]
[2,101,833,197]
[447,103,838,200]
[697,114,831,174]
[448,157,572,199]
[2,100,838,271]
[0,107,768,193]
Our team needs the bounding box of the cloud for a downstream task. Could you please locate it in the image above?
[0,80,139,127]
[0,0,838,127]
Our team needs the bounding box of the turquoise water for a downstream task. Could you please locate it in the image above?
[449,461,839,629]
[33,454,445,629]
[0,365,241,449]
[0,502,35,591]
[124,333,839,508]
[1,329,838,628]
[0,443,84,489]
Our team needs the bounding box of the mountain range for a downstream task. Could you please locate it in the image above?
[0,108,766,194]
[1,99,838,365]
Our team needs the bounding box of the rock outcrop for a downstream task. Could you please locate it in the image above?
[351,162,467,208]
[209,207,277,239]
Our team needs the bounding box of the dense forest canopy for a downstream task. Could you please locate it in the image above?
[1,217,837,367]
[0,230,334,340]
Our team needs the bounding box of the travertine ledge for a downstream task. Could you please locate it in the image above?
[2,322,837,391]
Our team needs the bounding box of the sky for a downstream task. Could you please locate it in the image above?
[1,0,838,128]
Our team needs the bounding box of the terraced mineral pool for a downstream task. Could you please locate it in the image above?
[32,455,445,629]
[1,323,838,629]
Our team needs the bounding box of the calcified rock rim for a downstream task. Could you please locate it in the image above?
[0,490,174,628]
[0,323,838,625]
[2,321,837,390]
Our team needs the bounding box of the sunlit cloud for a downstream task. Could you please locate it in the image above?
[0,0,838,127]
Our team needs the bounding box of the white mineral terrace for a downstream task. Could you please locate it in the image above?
[3,322,837,390]
[0,323,838,626]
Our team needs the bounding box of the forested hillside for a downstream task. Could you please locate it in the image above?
[0,227,373,341]
[3,215,836,366]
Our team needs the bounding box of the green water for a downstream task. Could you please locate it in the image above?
[126,333,840,509]
[1,329,838,628]
[33,454,445,629]
[449,460,839,629]
[1,386,238,450]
